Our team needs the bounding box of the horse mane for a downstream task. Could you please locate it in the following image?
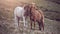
[24,4,31,16]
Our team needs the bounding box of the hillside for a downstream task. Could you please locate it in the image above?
[34,0,60,21]
[0,0,60,21]
[0,0,60,34]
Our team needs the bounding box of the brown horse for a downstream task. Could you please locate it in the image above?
[24,3,44,31]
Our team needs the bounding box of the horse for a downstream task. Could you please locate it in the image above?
[24,3,44,31]
[14,6,28,28]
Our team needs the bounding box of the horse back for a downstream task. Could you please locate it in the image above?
[31,9,42,21]
[14,7,25,17]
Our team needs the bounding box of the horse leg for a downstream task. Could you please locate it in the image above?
[31,20,32,29]
[23,16,26,27]
[34,19,36,30]
[14,16,19,27]
[31,21,32,29]
[25,17,28,27]
[17,17,20,27]
[38,21,41,30]
[34,22,35,30]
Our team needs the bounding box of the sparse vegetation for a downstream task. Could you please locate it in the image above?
[0,0,60,34]
[34,0,60,21]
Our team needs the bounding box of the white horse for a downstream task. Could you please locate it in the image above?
[14,6,27,28]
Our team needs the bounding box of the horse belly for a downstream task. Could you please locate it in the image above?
[16,11,24,17]
[34,11,41,21]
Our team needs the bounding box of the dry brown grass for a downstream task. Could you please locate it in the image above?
[0,0,60,34]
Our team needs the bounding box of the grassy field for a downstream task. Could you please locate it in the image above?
[34,0,60,21]
[0,0,60,34]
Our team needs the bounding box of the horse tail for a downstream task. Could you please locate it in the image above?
[39,10,44,30]
[14,16,18,27]
[41,11,44,31]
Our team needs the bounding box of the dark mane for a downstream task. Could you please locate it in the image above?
[24,4,33,17]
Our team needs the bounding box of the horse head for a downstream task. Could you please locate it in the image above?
[24,4,31,16]
[24,3,38,17]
